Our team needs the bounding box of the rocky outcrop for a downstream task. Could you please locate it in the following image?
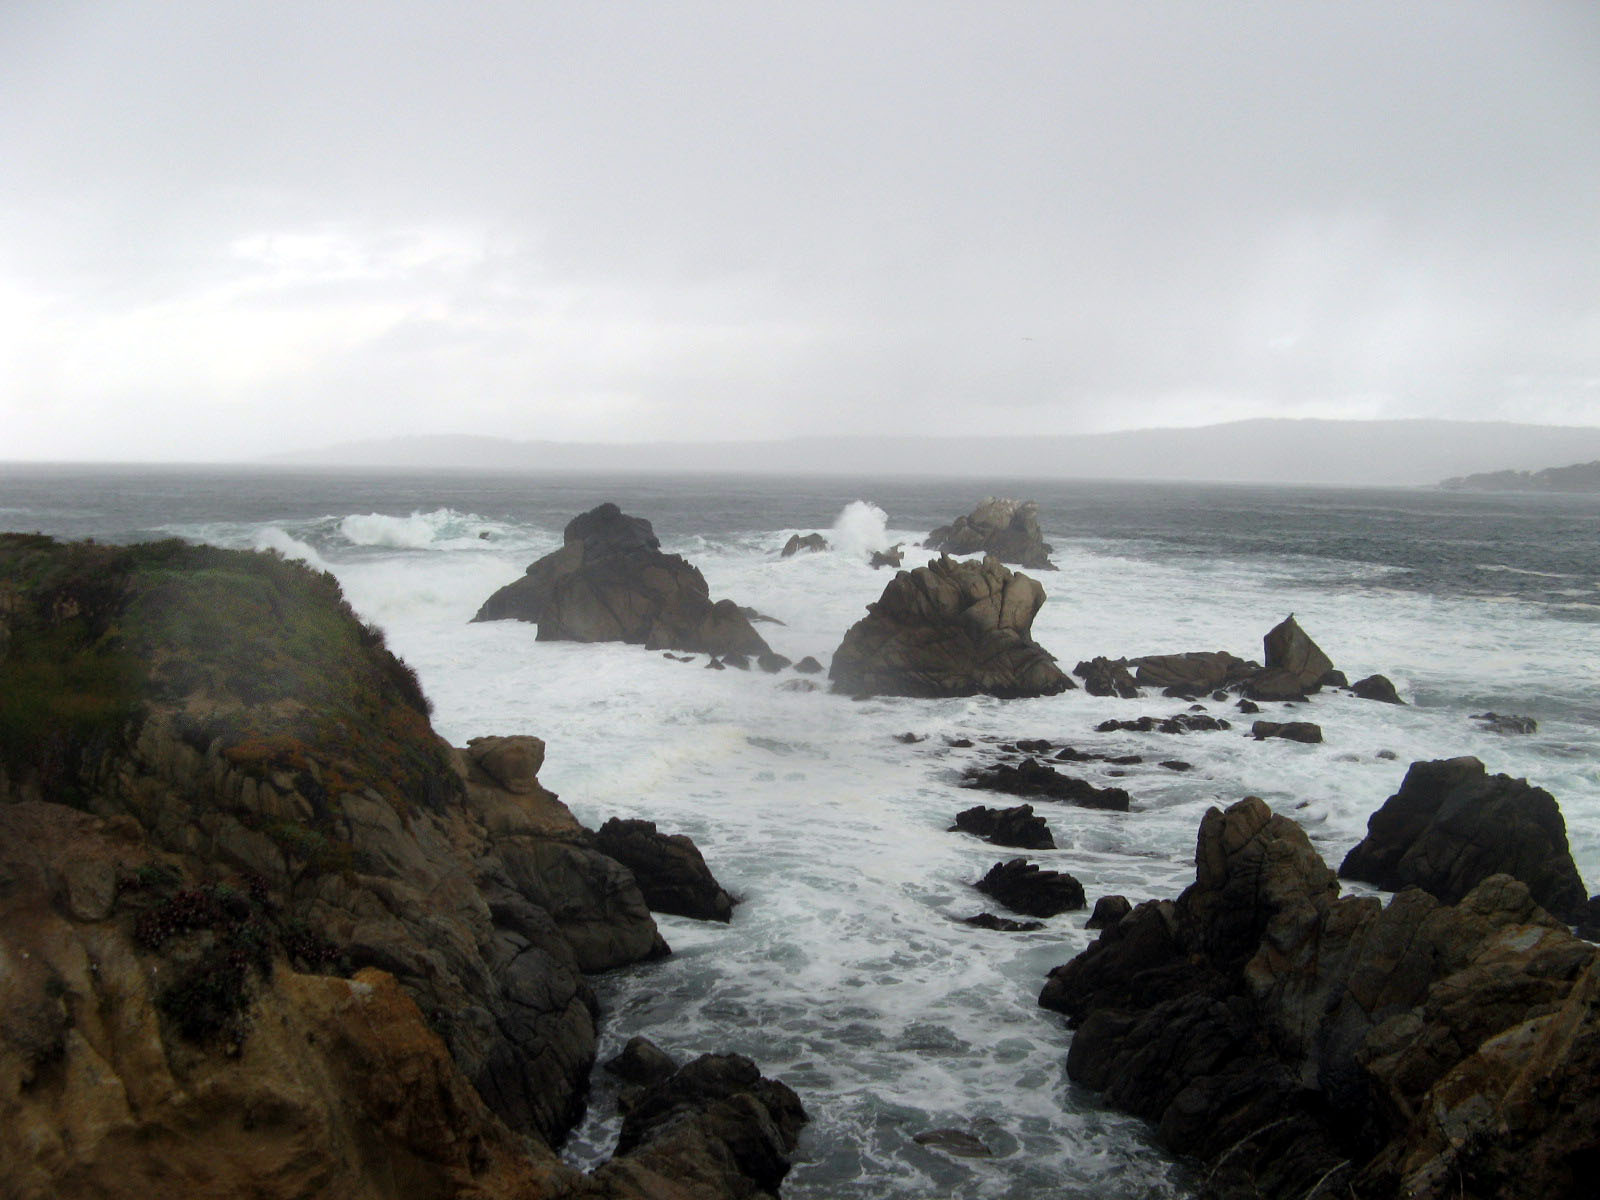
[868,545,904,569]
[1351,673,1403,703]
[976,859,1085,917]
[591,818,737,923]
[473,503,771,658]
[1127,650,1259,695]
[950,803,1055,849]
[1339,756,1588,921]
[963,757,1130,811]
[780,533,828,557]
[926,498,1055,570]
[1251,719,1323,743]
[1073,656,1141,698]
[596,1053,807,1200]
[828,555,1072,698]
[0,536,800,1200]
[1260,613,1333,692]
[1040,791,1600,1200]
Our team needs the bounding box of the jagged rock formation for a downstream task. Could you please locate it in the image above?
[0,535,803,1200]
[1247,613,1334,699]
[828,555,1072,698]
[1040,791,1599,1199]
[949,803,1055,849]
[1339,756,1588,921]
[926,497,1055,570]
[591,818,737,922]
[976,858,1085,917]
[473,503,771,658]
[962,757,1130,811]
[1073,656,1141,697]
[780,532,828,557]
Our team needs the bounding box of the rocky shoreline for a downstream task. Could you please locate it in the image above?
[0,534,804,1200]
[6,517,1599,1200]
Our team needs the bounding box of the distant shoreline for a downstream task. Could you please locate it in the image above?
[1440,460,1600,494]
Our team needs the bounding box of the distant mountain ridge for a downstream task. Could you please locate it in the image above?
[267,419,1600,488]
[1441,460,1600,493]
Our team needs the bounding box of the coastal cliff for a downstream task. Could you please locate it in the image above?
[0,534,803,1200]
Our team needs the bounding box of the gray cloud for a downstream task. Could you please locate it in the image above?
[2,1,1596,459]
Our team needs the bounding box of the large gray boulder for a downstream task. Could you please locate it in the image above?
[1261,613,1333,691]
[828,555,1073,698]
[926,498,1055,570]
[473,503,771,658]
[1338,756,1588,921]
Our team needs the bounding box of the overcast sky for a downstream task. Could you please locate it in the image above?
[2,1,1597,460]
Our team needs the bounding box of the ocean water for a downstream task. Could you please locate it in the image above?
[4,464,1599,1199]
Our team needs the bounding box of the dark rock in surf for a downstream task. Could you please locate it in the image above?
[1472,711,1537,735]
[868,545,904,569]
[722,652,750,670]
[1338,756,1587,920]
[780,533,829,557]
[961,912,1046,932]
[1074,656,1142,698]
[472,502,772,659]
[1350,673,1403,704]
[1236,698,1261,714]
[1095,713,1230,735]
[1129,651,1259,694]
[757,651,791,673]
[964,758,1130,811]
[1320,669,1350,689]
[1251,720,1323,744]
[608,1053,807,1197]
[926,497,1055,570]
[950,803,1055,849]
[976,858,1085,917]
[1261,613,1334,692]
[591,818,736,923]
[605,1036,679,1087]
[828,555,1073,699]
[1040,793,1600,1200]
[793,656,823,674]
[1240,668,1309,702]
[1085,894,1132,930]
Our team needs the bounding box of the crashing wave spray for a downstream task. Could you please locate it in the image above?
[828,501,891,559]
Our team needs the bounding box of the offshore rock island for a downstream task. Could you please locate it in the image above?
[0,534,803,1200]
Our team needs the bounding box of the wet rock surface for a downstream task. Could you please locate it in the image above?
[926,497,1055,570]
[950,803,1055,849]
[1250,719,1323,743]
[1040,790,1600,1200]
[473,502,773,658]
[976,858,1086,917]
[1339,756,1588,920]
[963,757,1131,811]
[828,555,1073,698]
[591,817,737,923]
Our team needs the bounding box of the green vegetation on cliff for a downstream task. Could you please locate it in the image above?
[0,533,457,817]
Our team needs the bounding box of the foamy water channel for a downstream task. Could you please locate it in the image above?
[166,496,1599,1200]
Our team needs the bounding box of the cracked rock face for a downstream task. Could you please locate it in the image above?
[473,503,772,658]
[828,555,1072,698]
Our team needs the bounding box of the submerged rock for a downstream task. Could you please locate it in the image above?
[926,497,1056,570]
[828,555,1073,698]
[912,1128,993,1158]
[964,758,1130,811]
[472,502,772,658]
[1339,756,1588,920]
[1472,711,1538,734]
[961,912,1047,932]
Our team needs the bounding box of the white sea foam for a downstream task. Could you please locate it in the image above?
[174,499,1600,1200]
[252,526,331,569]
[828,500,894,560]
